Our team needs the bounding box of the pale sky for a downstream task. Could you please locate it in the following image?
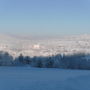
[0,0,90,36]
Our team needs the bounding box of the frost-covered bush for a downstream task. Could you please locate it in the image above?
[0,51,90,70]
[14,54,31,66]
[0,51,13,66]
[28,53,90,69]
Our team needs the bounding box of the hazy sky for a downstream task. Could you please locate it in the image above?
[0,0,90,36]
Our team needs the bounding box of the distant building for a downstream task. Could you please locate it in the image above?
[33,44,40,49]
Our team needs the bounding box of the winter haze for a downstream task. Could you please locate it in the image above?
[0,0,90,90]
[0,33,90,57]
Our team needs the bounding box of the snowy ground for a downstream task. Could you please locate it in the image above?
[1,34,90,57]
[0,67,90,90]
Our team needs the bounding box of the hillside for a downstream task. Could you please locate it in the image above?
[0,34,90,57]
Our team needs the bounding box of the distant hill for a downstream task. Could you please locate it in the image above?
[0,34,90,57]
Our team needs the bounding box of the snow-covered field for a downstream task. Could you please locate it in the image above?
[0,34,90,90]
[1,34,90,57]
[0,67,90,90]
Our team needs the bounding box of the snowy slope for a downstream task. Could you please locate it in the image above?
[0,67,90,90]
[0,34,90,57]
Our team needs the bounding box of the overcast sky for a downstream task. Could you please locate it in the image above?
[0,0,90,36]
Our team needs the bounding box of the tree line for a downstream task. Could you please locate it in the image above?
[0,51,90,70]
